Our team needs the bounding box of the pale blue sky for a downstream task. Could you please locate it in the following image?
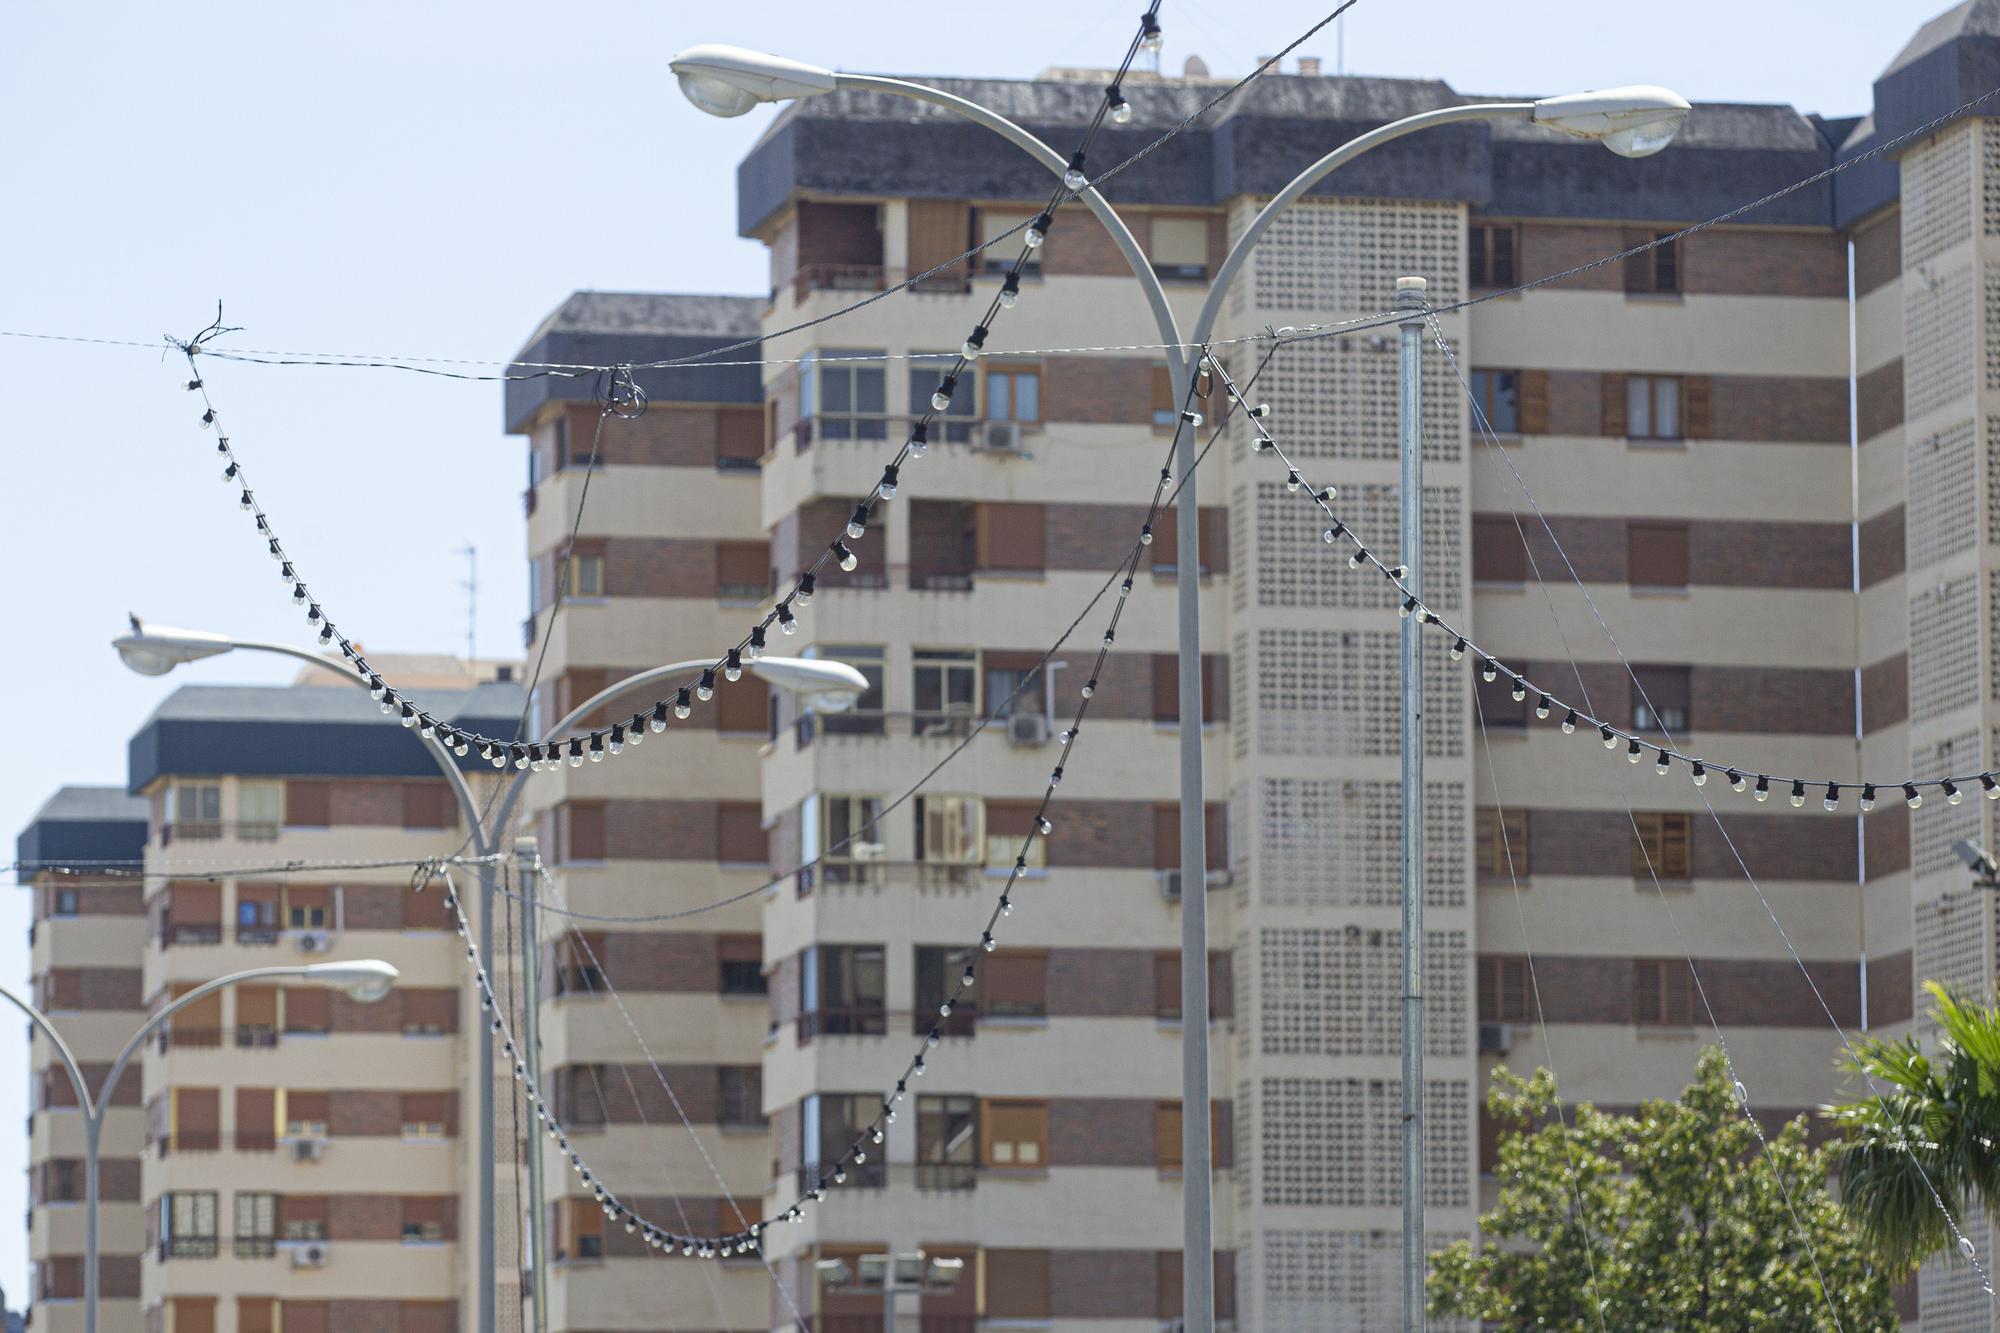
[0,0,1936,1304]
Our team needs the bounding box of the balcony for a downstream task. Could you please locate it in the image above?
[781,263,972,304]
[792,861,983,897]
[794,1007,890,1041]
[160,819,279,847]
[159,1237,219,1261]
[794,711,982,749]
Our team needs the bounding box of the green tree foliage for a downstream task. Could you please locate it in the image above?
[1429,1047,1895,1329]
[1828,980,2000,1276]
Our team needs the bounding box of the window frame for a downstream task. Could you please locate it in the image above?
[1468,223,1518,290]
[979,1097,1050,1170]
[1625,373,1684,442]
[1468,368,1520,434]
[1631,812,1694,881]
[1474,807,1529,881]
[984,366,1042,424]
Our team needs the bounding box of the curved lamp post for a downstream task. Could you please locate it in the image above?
[670,44,1688,1333]
[7,960,397,1333]
[113,617,864,1333]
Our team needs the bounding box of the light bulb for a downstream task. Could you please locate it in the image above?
[568,742,584,768]
[998,275,1020,308]
[697,670,716,702]
[777,605,798,634]
[1823,784,1840,811]
[1754,777,1770,802]
[1627,740,1643,763]
[962,325,988,359]
[369,679,387,701]
[589,737,605,762]
[1140,16,1163,51]
[1286,470,1302,493]
[834,542,859,572]
[1449,639,1465,661]
[1534,697,1551,720]
[1037,816,1052,835]
[1109,92,1131,124]
[1064,166,1086,191]
[1655,750,1671,774]
[1984,775,2000,800]
[650,703,669,733]
[1905,784,1923,809]
[908,423,928,458]
[1322,528,1337,544]
[1860,785,1876,811]
[846,517,865,540]
[930,387,952,413]
[1690,762,1707,785]
[675,688,692,720]
[1561,710,1577,734]
[1140,525,1154,546]
[1946,781,1963,805]
[878,465,899,499]
[796,574,815,606]
[725,650,743,682]
[1024,214,1050,248]
[1348,552,1364,569]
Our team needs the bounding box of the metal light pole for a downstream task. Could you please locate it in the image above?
[1396,274,1428,1330]
[515,836,549,1333]
[5,961,397,1333]
[665,53,1690,1330]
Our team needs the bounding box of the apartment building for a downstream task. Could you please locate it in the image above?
[506,294,777,1332]
[19,787,149,1333]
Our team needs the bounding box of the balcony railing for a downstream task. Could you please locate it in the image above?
[795,710,984,748]
[782,263,973,304]
[795,1007,890,1041]
[159,1237,219,1261]
[793,861,984,897]
[160,820,279,847]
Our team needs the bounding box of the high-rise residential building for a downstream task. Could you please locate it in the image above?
[19,786,149,1332]
[495,4,2000,1329]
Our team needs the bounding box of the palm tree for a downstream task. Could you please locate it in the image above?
[1826,981,2000,1274]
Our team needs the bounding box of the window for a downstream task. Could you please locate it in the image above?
[977,209,1038,274]
[985,367,1040,423]
[984,801,1048,873]
[1634,959,1695,1025]
[284,886,328,931]
[1478,956,1532,1022]
[980,1098,1048,1169]
[1474,672,1528,729]
[558,1197,603,1261]
[161,1191,219,1258]
[807,793,886,885]
[1625,374,1682,440]
[1471,514,1527,583]
[805,1093,886,1187]
[915,795,983,867]
[282,1090,328,1139]
[1627,521,1689,589]
[1149,216,1210,281]
[986,1250,1052,1321]
[716,542,769,601]
[400,784,454,832]
[554,932,607,996]
[1624,232,1680,294]
[50,1158,79,1201]
[1631,812,1693,880]
[281,989,328,1037]
[801,349,887,441]
[915,944,978,1036]
[562,1066,608,1127]
[801,944,887,1037]
[167,782,222,842]
[916,1095,978,1189]
[237,781,282,841]
[559,802,606,865]
[1469,224,1517,289]
[235,985,278,1048]
[234,1193,277,1258]
[1150,653,1226,724]
[400,1092,449,1139]
[719,935,766,996]
[565,552,604,599]
[815,644,884,736]
[911,357,977,442]
[913,648,979,720]
[981,950,1048,1020]
[718,1066,763,1128]
[401,1197,449,1244]
[551,415,573,471]
[1155,1101,1185,1170]
[1153,951,1232,1022]
[1468,369,1519,433]
[1475,808,1529,881]
[1150,363,1212,428]
[53,887,79,917]
[526,440,540,494]
[1630,665,1691,733]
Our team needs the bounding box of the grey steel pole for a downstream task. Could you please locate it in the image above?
[1397,274,1428,1331]
[479,856,496,1333]
[885,1278,896,1333]
[1175,364,1215,1333]
[517,837,549,1333]
[85,1117,101,1333]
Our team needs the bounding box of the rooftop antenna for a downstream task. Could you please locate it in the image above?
[459,543,477,673]
[1337,15,1345,76]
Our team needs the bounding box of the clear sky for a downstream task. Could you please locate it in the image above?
[0,0,1939,1304]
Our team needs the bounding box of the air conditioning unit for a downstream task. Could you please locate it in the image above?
[1478,1022,1512,1054]
[292,1137,326,1163]
[1158,870,1182,901]
[976,420,1024,453]
[293,931,330,955]
[289,1242,329,1269]
[1006,712,1050,746]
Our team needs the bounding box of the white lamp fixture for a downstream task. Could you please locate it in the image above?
[302,960,400,1003]
[1531,85,1692,158]
[113,615,236,676]
[750,656,869,713]
[669,44,837,118]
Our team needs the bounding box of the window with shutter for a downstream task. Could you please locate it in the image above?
[973,502,1045,572]
[1154,951,1181,1020]
[1478,956,1532,1022]
[237,1088,276,1150]
[716,542,769,600]
[1682,374,1713,438]
[716,406,764,469]
[983,1249,1052,1320]
[1472,515,1527,583]
[561,802,606,863]
[400,783,452,831]
[284,781,331,829]
[399,989,456,1036]
[1474,807,1529,880]
[1517,368,1550,434]
[907,199,973,292]
[1634,959,1695,1025]
[282,1090,329,1138]
[716,803,766,866]
[714,678,770,734]
[976,208,1038,273]
[916,795,983,865]
[1625,375,1683,440]
[1630,665,1692,732]
[984,801,1046,871]
[400,1196,451,1243]
[981,951,1047,1019]
[1469,225,1517,289]
[980,1099,1049,1169]
[1155,1102,1184,1170]
[1631,813,1694,880]
[1149,216,1210,280]
[1468,369,1520,433]
[1474,672,1528,729]
[400,1091,450,1138]
[719,934,766,995]
[1627,522,1690,588]
[281,988,329,1036]
[1600,372,1628,437]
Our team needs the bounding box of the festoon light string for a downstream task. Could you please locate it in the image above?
[168,8,1183,780]
[430,358,1222,1261]
[1208,341,2000,808]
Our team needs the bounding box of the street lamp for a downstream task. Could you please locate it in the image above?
[113,617,866,1333]
[4,960,398,1333]
[670,47,1687,1333]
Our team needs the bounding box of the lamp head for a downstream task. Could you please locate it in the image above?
[1955,838,1999,879]
[1531,85,1691,158]
[113,616,237,676]
[669,44,837,118]
[302,959,399,1003]
[749,656,869,713]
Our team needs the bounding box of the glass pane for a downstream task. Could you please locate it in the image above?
[798,359,815,418]
[1015,373,1038,422]
[914,667,941,714]
[946,665,976,709]
[855,367,885,415]
[820,366,851,414]
[1626,376,1651,437]
[986,375,1011,421]
[1654,378,1679,438]
[1490,372,1518,433]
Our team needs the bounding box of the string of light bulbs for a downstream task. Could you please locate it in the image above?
[1433,321,1992,1299]
[1209,343,2000,807]
[433,362,1216,1261]
[170,7,1190,781]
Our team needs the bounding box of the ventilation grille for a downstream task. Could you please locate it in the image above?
[1230,482,1250,615]
[1258,927,1467,1058]
[1908,419,1978,569]
[1256,1229,1472,1333]
[1248,196,1464,312]
[1906,264,1977,421]
[1910,576,1979,721]
[1257,777,1467,909]
[1252,629,1465,759]
[1254,481,1463,612]
[1914,894,1989,1042]
[1917,1199,1992,1330]
[1987,122,2000,237]
[1904,125,1975,270]
[1912,731,1984,881]
[1260,337,1464,466]
[1257,1077,1470,1208]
